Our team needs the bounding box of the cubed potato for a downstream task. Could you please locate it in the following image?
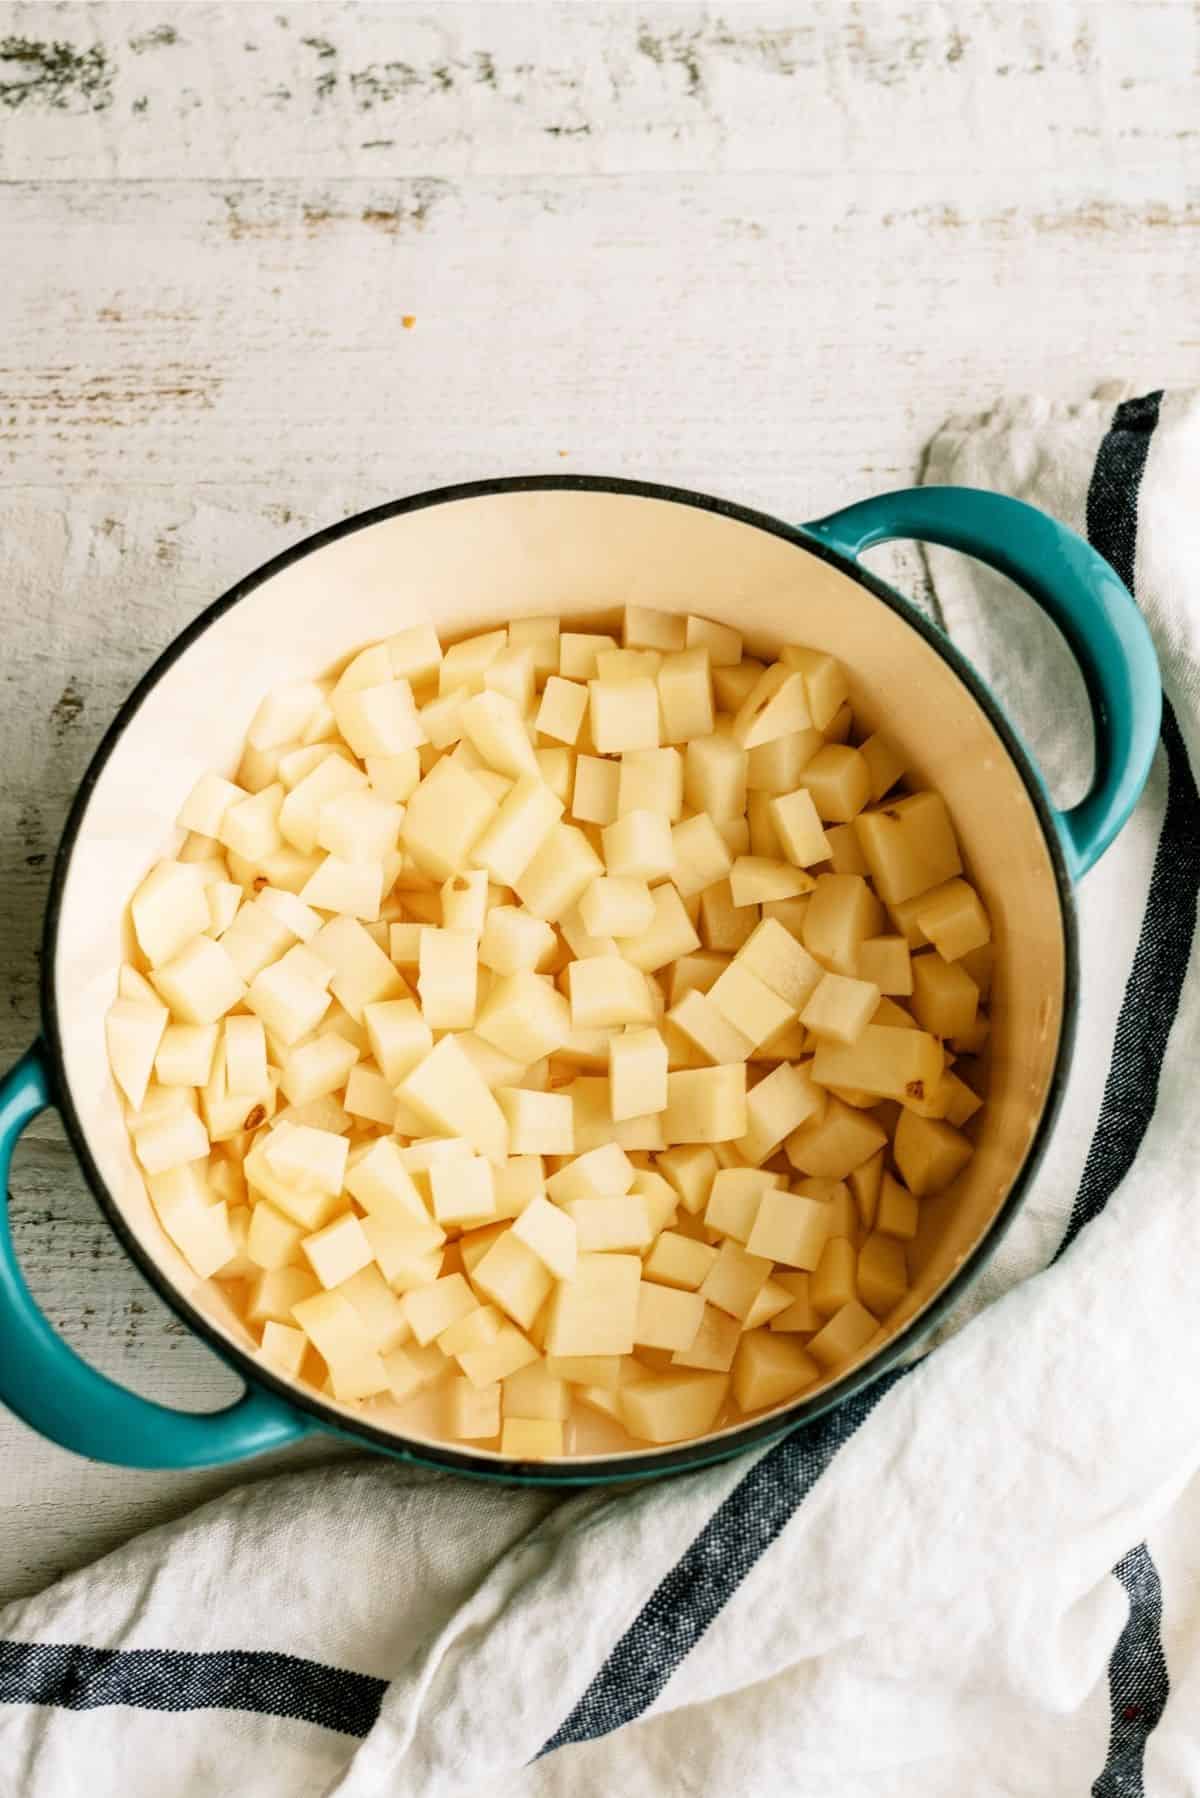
[478,905,556,976]
[668,990,753,1065]
[545,1252,642,1356]
[713,658,762,710]
[514,823,603,922]
[766,1269,819,1334]
[500,1417,564,1459]
[811,1236,858,1317]
[849,1150,884,1231]
[385,622,442,687]
[567,956,656,1030]
[777,645,848,731]
[671,1302,741,1372]
[698,1238,773,1320]
[656,1143,719,1215]
[475,970,569,1063]
[609,1026,669,1122]
[588,677,660,754]
[263,1120,348,1195]
[559,632,617,681]
[684,731,748,818]
[397,1036,509,1163]
[794,745,870,824]
[502,1357,569,1422]
[301,1212,373,1290]
[809,1023,944,1102]
[402,1273,479,1346]
[705,1167,775,1242]
[623,605,685,653]
[618,748,684,821]
[746,789,780,860]
[769,789,831,868]
[472,1231,554,1330]
[857,731,905,802]
[316,789,403,864]
[668,951,729,1005]
[544,1352,624,1389]
[535,676,589,746]
[246,1263,320,1326]
[910,951,979,1039]
[635,1281,704,1352]
[734,917,823,1011]
[437,870,488,935]
[664,1064,747,1144]
[511,1194,577,1279]
[429,1155,496,1226]
[447,1374,501,1439]
[785,1094,888,1179]
[875,1172,919,1240]
[437,629,507,696]
[802,972,880,1045]
[914,878,991,961]
[621,883,702,973]
[106,998,168,1109]
[708,961,795,1051]
[508,614,560,681]
[855,791,962,905]
[219,783,285,864]
[497,1087,575,1155]
[745,728,823,796]
[857,1232,908,1317]
[685,614,741,666]
[742,1189,829,1270]
[336,1263,413,1354]
[580,877,655,939]
[667,814,731,899]
[488,1155,546,1220]
[643,1229,718,1290]
[413,927,476,1030]
[805,1299,877,1371]
[657,647,715,743]
[152,936,247,1026]
[732,1331,819,1412]
[566,1193,654,1252]
[734,1059,824,1165]
[856,935,912,996]
[402,762,498,880]
[733,664,811,748]
[472,777,564,888]
[382,1341,452,1402]
[803,873,885,975]
[460,688,539,779]
[299,854,384,922]
[699,880,759,953]
[729,857,813,908]
[280,755,368,854]
[620,1370,728,1443]
[601,810,674,883]
[258,1320,309,1379]
[306,917,402,1022]
[893,1108,973,1195]
[571,755,620,826]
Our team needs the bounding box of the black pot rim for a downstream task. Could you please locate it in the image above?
[39,473,1078,1486]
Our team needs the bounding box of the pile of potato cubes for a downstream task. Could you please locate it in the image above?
[106,604,991,1458]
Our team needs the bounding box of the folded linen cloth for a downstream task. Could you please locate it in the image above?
[1,389,1197,1798]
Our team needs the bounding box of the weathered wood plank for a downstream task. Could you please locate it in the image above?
[0,3,1196,180]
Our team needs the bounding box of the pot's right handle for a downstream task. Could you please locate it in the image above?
[802,485,1162,880]
[0,1042,312,1468]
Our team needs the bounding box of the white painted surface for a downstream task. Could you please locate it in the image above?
[0,1,1195,1602]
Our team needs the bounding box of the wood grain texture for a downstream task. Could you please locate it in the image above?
[0,0,1196,1602]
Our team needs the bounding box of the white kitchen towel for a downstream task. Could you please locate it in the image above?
[1,389,1198,1798]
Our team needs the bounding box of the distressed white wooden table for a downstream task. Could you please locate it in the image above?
[0,1,1196,1603]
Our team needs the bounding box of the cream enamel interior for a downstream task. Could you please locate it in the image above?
[51,487,1066,1463]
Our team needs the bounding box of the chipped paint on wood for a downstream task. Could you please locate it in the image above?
[0,0,1197,1603]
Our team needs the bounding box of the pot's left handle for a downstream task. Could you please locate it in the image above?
[0,1043,312,1469]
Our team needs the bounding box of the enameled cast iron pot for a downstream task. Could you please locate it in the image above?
[0,478,1161,1485]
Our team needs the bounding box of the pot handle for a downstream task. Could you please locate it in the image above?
[802,485,1162,880]
[0,1042,312,1468]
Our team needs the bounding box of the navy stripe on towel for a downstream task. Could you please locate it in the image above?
[0,1640,384,1738]
[540,1365,906,1753]
[1091,1546,1171,1798]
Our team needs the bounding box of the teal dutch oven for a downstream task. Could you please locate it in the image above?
[0,479,1161,1484]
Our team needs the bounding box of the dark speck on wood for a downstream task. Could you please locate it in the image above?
[300,35,336,58]
[128,24,178,54]
[0,36,112,111]
[50,681,85,740]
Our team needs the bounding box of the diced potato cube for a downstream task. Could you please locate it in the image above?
[567,956,656,1030]
[666,815,730,902]
[280,755,368,854]
[616,749,682,823]
[794,745,870,823]
[332,679,426,761]
[439,1303,504,1358]
[685,614,740,665]
[397,1036,509,1163]
[278,1033,358,1107]
[258,1320,308,1379]
[623,605,685,652]
[497,1087,575,1155]
[292,1287,376,1370]
[559,632,617,681]
[430,1155,496,1226]
[579,877,654,940]
[708,961,795,1050]
[769,789,831,867]
[620,883,702,973]
[744,1188,829,1269]
[439,630,507,695]
[472,776,564,887]
[299,854,384,922]
[671,1303,741,1372]
[106,998,168,1109]
[588,677,660,754]
[785,1095,888,1179]
[909,951,979,1039]
[776,645,847,730]
[365,751,421,804]
[472,1231,554,1331]
[306,917,402,1023]
[609,1026,668,1122]
[264,1120,349,1195]
[301,1212,373,1290]
[545,1253,642,1356]
[601,809,674,882]
[341,1063,396,1128]
[684,731,748,818]
[811,1236,858,1317]
[402,762,498,880]
[546,1143,635,1205]
[856,935,912,995]
[508,614,560,680]
[733,663,811,748]
[152,935,247,1025]
[809,1024,943,1102]
[803,873,885,974]
[732,1331,819,1412]
[447,1374,501,1439]
[415,928,477,1030]
[343,1135,428,1225]
[460,690,538,779]
[914,878,991,962]
[386,622,443,686]
[502,1358,569,1421]
[733,918,823,1012]
[699,1238,772,1320]
[654,646,714,744]
[566,1193,653,1252]
[698,880,758,953]
[498,1414,562,1459]
[509,1194,577,1280]
[132,1107,210,1175]
[664,1065,747,1144]
[219,783,285,864]
[746,727,823,796]
[734,1059,824,1165]
[705,1167,775,1242]
[382,1341,451,1402]
[475,970,568,1062]
[514,823,603,922]
[634,1281,704,1353]
[802,972,880,1046]
[154,1022,218,1088]
[806,1299,877,1371]
[893,1108,973,1195]
[857,1232,908,1317]
[854,792,962,905]
[336,1263,412,1353]
[729,856,813,907]
[536,676,589,745]
[856,732,904,802]
[246,1263,320,1325]
[620,1371,728,1442]
[459,1325,540,1388]
[479,905,556,976]
[823,823,868,877]
[876,1172,919,1240]
[571,755,620,826]
[403,1273,479,1346]
[316,790,403,863]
